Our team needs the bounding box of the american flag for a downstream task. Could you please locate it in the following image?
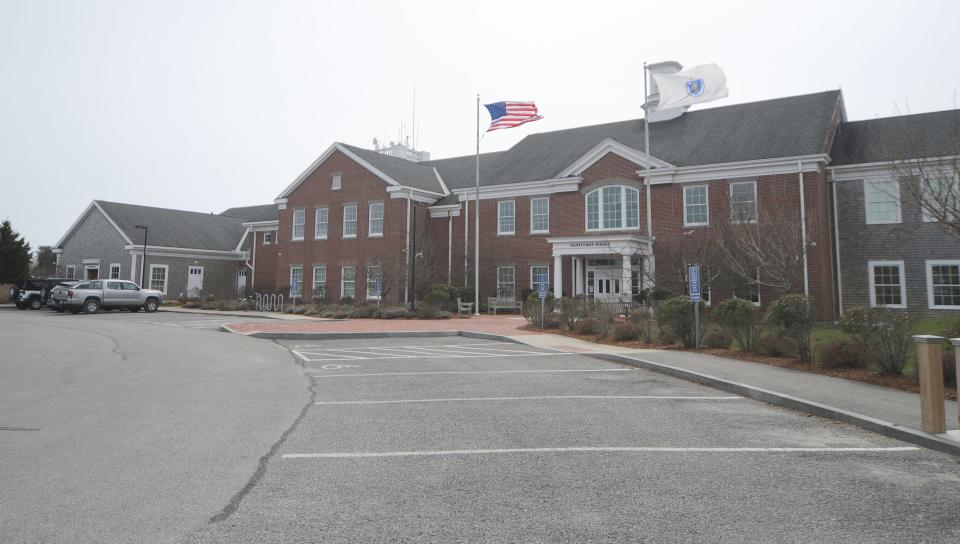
[484,101,543,132]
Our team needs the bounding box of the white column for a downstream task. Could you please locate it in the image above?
[553,255,563,298]
[577,257,586,296]
[129,252,138,281]
[573,257,582,296]
[622,254,632,301]
[447,213,453,284]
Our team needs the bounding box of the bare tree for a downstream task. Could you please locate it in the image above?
[888,140,960,238]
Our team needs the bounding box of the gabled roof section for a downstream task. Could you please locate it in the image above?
[220,204,278,223]
[96,200,247,251]
[277,142,446,200]
[56,200,134,248]
[830,109,960,166]
[423,90,842,189]
[557,138,674,177]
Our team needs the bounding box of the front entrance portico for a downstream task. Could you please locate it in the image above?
[546,235,653,300]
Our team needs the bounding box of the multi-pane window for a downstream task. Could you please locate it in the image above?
[263,231,274,245]
[149,265,168,294]
[292,209,305,240]
[366,265,382,300]
[343,204,358,238]
[109,263,121,280]
[585,186,640,231]
[341,266,356,299]
[289,266,303,298]
[869,261,905,308]
[315,207,328,239]
[865,180,901,224]
[730,181,757,223]
[530,197,549,233]
[684,185,709,226]
[496,265,515,298]
[331,173,341,190]
[312,265,326,300]
[498,200,515,235]
[65,265,75,279]
[928,261,960,308]
[530,265,549,293]
[368,202,384,237]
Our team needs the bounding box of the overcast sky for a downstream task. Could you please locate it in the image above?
[2,0,959,248]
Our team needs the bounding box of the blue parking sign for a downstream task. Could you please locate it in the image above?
[688,265,701,303]
[538,282,547,299]
[375,277,382,297]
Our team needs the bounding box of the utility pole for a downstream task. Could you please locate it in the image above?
[135,225,148,287]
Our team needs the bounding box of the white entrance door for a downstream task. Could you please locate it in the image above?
[237,269,247,295]
[592,267,623,302]
[187,266,204,295]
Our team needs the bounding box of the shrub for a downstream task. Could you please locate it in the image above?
[373,306,414,319]
[182,301,201,309]
[839,306,913,375]
[701,331,732,349]
[656,296,695,347]
[542,312,562,329]
[348,305,376,318]
[766,294,813,362]
[339,296,355,306]
[522,290,555,327]
[590,302,616,337]
[304,306,321,317]
[711,298,762,352]
[629,307,657,343]
[939,316,960,341]
[575,317,598,335]
[944,351,957,386]
[756,334,795,357]
[819,338,869,369]
[559,296,589,331]
[520,287,534,302]
[414,305,450,319]
[613,322,642,341]
[423,283,459,310]
[647,287,675,304]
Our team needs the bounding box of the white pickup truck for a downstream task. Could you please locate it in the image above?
[63,279,164,314]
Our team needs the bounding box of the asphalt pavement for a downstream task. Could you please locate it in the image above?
[180,336,960,544]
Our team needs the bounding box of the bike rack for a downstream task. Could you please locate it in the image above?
[254,292,284,312]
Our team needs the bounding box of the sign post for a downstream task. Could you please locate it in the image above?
[688,265,702,350]
[538,282,547,328]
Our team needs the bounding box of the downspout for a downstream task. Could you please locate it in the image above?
[832,179,843,317]
[405,190,412,303]
[448,211,453,284]
[251,230,257,289]
[464,197,469,287]
[798,159,810,298]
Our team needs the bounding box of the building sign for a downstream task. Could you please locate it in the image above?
[568,241,611,248]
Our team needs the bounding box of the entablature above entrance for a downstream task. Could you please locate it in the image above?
[546,234,651,257]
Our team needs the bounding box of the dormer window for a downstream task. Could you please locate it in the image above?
[585,185,639,231]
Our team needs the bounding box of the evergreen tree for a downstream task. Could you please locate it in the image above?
[34,246,57,277]
[0,220,32,283]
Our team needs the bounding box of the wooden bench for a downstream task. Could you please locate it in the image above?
[456,297,474,318]
[486,296,521,315]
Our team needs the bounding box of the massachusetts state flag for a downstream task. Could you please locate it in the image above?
[484,101,543,132]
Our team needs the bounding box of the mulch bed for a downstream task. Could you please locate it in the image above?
[528,325,958,401]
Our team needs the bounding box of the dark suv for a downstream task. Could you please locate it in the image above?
[9,278,75,310]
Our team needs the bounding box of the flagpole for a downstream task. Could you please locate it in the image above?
[474,93,481,315]
[643,62,653,242]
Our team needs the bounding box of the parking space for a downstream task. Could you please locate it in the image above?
[185,336,960,543]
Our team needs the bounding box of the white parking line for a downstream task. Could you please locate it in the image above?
[295,351,574,362]
[309,368,637,378]
[282,446,920,459]
[315,395,742,405]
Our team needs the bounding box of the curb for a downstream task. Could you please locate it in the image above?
[159,307,309,321]
[589,353,960,458]
[215,326,960,457]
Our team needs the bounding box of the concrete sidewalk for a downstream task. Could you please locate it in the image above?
[512,333,960,441]
[158,306,316,321]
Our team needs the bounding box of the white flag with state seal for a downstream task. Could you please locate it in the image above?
[651,63,728,110]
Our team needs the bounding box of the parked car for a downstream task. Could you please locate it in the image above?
[47,281,80,312]
[64,280,163,314]
[9,278,74,310]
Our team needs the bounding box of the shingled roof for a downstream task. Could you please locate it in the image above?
[220,204,279,223]
[96,201,247,251]
[830,109,960,166]
[338,143,445,194]
[421,90,842,191]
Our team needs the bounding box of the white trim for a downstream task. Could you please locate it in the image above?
[729,180,758,224]
[867,260,907,309]
[331,173,342,191]
[314,206,329,240]
[863,179,902,225]
[683,184,710,227]
[497,200,516,235]
[365,264,382,301]
[148,264,169,295]
[123,244,244,259]
[433,167,450,196]
[386,185,443,203]
[65,264,76,279]
[367,201,384,238]
[340,265,356,299]
[291,208,306,240]
[56,200,134,248]
[645,154,829,185]
[428,204,462,218]
[342,203,358,239]
[529,264,550,290]
[926,259,960,310]
[289,265,304,297]
[109,263,122,280]
[82,258,100,264]
[530,196,550,234]
[547,234,652,258]
[241,219,279,228]
[557,138,673,177]
[452,177,582,201]
[829,155,959,177]
[274,198,288,210]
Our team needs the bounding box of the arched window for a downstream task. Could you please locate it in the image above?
[585,185,640,231]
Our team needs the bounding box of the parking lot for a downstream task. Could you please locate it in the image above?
[185,336,960,544]
[28,306,274,330]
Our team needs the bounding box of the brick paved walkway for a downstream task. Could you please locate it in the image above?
[226,314,535,336]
